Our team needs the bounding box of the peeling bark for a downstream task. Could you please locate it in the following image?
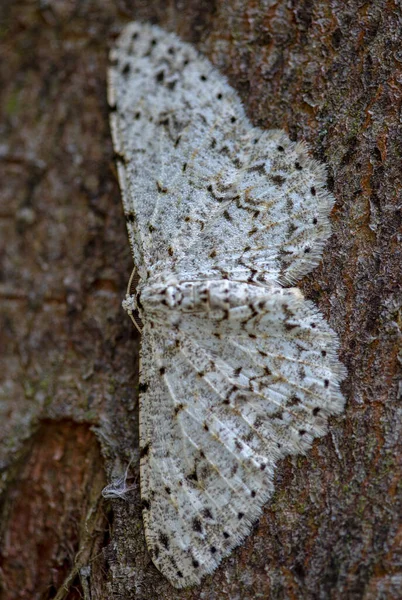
[0,1,401,599]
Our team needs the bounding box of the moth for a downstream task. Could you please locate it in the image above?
[107,21,346,588]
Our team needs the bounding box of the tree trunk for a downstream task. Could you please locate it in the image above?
[1,1,400,599]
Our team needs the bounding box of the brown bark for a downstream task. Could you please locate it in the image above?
[0,1,400,599]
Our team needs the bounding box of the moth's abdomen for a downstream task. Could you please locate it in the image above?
[140,280,277,315]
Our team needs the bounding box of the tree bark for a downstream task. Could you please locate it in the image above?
[0,1,401,599]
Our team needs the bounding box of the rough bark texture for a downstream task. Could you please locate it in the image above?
[0,1,401,599]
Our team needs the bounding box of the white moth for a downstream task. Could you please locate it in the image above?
[107,21,346,589]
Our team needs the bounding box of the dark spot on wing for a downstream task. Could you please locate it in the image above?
[122,63,131,75]
[140,443,150,458]
[159,366,166,375]
[254,415,263,427]
[136,293,143,310]
[312,407,321,416]
[295,161,303,170]
[203,508,213,519]
[286,198,294,211]
[187,469,198,482]
[139,382,148,393]
[156,181,168,193]
[271,174,286,185]
[248,163,265,175]
[193,518,202,533]
[159,533,169,549]
[141,499,150,510]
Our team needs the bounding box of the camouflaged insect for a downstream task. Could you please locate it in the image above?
[107,21,346,589]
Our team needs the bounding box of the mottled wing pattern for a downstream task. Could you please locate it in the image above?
[108,21,346,590]
[108,22,247,279]
[108,22,334,286]
[139,285,345,588]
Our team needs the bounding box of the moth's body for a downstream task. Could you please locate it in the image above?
[126,278,291,316]
[108,21,346,589]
